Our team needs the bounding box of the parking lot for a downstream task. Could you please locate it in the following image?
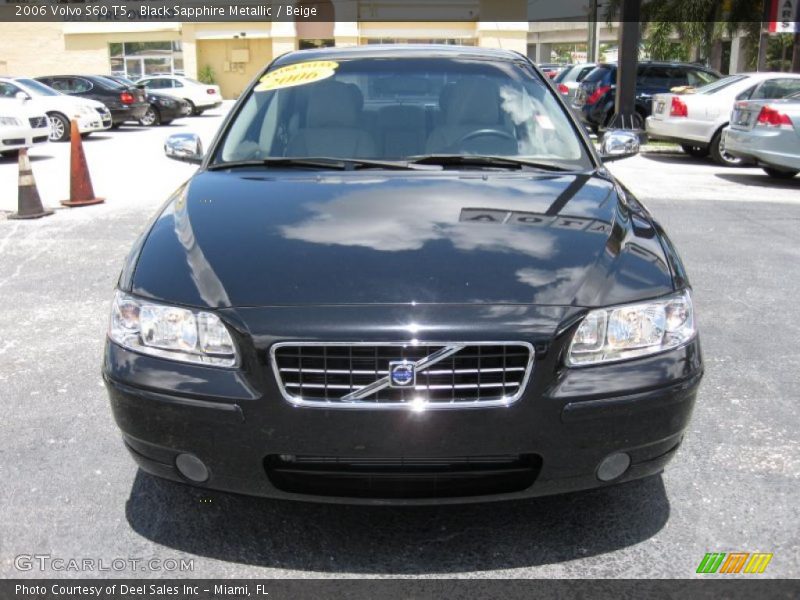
[0,106,798,579]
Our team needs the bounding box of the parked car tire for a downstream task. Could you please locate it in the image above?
[139,106,160,127]
[710,129,742,167]
[681,144,709,158]
[763,167,798,179]
[184,99,201,116]
[47,112,71,142]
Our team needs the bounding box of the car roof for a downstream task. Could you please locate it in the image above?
[272,44,524,67]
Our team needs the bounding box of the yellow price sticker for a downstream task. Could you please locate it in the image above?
[255,61,339,92]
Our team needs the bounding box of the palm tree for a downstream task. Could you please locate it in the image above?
[605,0,764,70]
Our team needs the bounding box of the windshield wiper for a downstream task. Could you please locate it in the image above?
[207,157,439,171]
[407,154,575,172]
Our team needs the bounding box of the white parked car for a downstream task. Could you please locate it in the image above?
[135,75,222,115]
[646,72,800,166]
[0,77,112,142]
[0,97,50,157]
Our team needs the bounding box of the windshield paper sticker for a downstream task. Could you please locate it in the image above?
[255,61,339,91]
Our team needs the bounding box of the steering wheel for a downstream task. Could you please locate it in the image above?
[456,128,517,149]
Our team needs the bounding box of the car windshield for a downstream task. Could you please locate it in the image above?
[215,57,591,169]
[15,78,61,96]
[695,74,748,95]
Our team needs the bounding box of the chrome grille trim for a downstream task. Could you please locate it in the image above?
[270,341,534,410]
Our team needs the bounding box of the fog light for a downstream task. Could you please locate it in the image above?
[596,452,631,482]
[175,453,209,483]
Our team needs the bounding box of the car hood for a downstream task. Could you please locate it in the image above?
[128,170,675,308]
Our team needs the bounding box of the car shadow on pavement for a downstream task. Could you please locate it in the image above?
[715,172,799,188]
[125,469,670,574]
[638,153,711,166]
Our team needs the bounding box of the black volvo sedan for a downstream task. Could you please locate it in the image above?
[103,46,702,504]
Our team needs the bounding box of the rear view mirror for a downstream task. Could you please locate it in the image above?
[15,91,31,102]
[165,133,203,165]
[600,130,640,162]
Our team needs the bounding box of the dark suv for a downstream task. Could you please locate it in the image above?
[574,62,721,133]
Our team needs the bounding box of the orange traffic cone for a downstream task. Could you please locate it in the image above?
[62,119,104,207]
[8,148,53,220]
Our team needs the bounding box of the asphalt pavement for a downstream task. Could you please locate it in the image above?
[0,108,798,578]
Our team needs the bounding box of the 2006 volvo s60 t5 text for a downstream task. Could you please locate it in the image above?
[103,46,703,504]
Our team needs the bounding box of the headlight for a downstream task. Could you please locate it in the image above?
[0,116,21,126]
[158,98,176,107]
[109,290,237,367]
[567,290,696,366]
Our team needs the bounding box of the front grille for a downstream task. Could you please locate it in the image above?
[29,116,48,128]
[1,138,24,146]
[265,454,541,499]
[271,342,533,409]
[32,136,49,144]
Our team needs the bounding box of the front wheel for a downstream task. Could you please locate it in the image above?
[763,167,798,179]
[139,105,160,127]
[710,129,743,167]
[681,144,709,158]
[47,112,71,142]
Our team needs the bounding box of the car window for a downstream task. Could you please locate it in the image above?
[640,66,687,89]
[172,79,184,88]
[16,78,61,96]
[72,78,93,93]
[217,57,591,168]
[583,66,613,84]
[687,69,718,87]
[576,66,595,82]
[46,77,72,93]
[696,75,748,95]
[751,78,800,100]
[736,85,757,101]
[0,81,22,98]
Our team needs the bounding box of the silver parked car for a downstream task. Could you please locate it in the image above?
[553,62,596,105]
[723,91,800,179]
[646,72,800,166]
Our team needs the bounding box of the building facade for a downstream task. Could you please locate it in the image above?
[0,21,528,98]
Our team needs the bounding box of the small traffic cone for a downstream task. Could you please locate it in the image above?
[8,148,53,220]
[62,119,104,207]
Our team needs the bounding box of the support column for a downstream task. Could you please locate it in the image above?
[587,0,600,62]
[180,24,198,80]
[334,22,359,47]
[608,0,643,133]
[535,43,553,63]
[729,31,747,74]
[270,21,296,59]
[476,22,529,55]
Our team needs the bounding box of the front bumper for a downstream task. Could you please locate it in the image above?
[0,124,49,151]
[77,112,112,133]
[103,305,703,505]
[724,127,800,172]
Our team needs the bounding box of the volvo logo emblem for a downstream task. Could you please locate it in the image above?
[389,361,416,388]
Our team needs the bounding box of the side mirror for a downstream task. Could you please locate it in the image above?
[16,91,31,102]
[165,133,203,164]
[600,130,640,162]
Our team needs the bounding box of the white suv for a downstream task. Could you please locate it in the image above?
[0,97,50,157]
[0,77,112,142]
[136,75,222,115]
